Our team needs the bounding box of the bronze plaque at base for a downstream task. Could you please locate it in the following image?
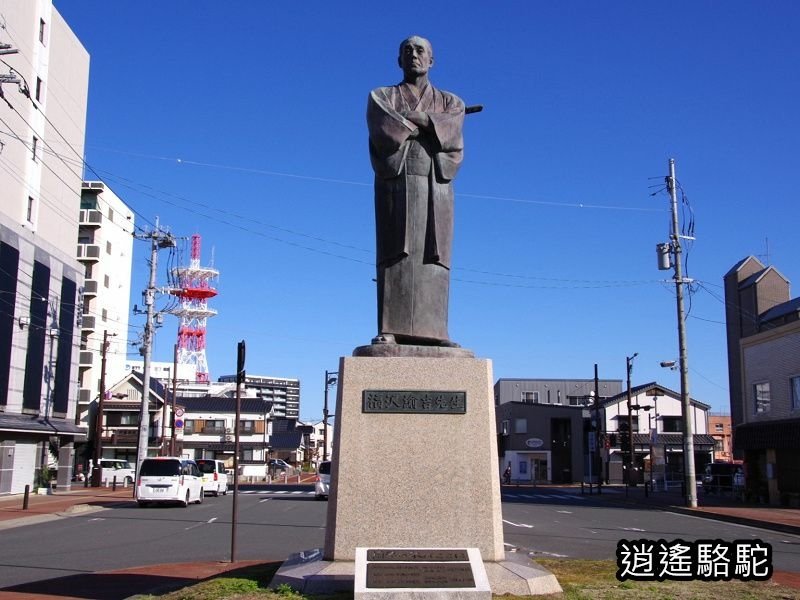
[366,562,475,588]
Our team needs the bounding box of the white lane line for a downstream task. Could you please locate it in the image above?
[208,517,217,523]
[557,510,573,514]
[622,527,646,532]
[259,498,272,503]
[88,518,105,522]
[503,519,534,529]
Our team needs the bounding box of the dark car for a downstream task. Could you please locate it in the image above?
[702,462,742,494]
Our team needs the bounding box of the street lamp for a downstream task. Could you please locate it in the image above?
[322,370,338,462]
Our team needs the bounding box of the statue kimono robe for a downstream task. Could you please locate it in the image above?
[367,82,465,345]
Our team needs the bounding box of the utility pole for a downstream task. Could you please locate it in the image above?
[626,353,638,485]
[170,344,178,456]
[91,330,111,486]
[231,340,245,563]
[594,364,602,491]
[134,219,175,480]
[323,370,338,462]
[665,158,697,508]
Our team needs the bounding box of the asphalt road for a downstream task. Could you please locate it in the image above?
[0,488,798,590]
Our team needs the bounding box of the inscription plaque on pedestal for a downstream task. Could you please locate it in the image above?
[355,547,491,597]
[367,562,475,588]
[363,390,466,414]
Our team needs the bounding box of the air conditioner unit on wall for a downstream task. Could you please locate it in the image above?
[225,428,232,434]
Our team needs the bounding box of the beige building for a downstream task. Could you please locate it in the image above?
[0,2,90,494]
[724,256,800,506]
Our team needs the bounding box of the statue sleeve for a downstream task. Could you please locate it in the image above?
[427,92,464,182]
[367,89,416,178]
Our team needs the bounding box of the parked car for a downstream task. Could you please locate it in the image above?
[136,457,203,507]
[196,459,228,496]
[315,460,331,500]
[98,458,135,485]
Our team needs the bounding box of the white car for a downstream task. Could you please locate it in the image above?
[136,457,203,507]
[196,459,228,496]
[315,461,331,500]
[98,458,135,486]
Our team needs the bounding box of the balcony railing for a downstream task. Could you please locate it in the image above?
[202,427,226,435]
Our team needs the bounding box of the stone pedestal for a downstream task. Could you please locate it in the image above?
[271,353,562,596]
[324,356,504,562]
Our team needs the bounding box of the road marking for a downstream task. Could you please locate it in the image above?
[207,518,217,523]
[557,510,573,514]
[259,498,272,503]
[622,527,646,532]
[88,518,105,522]
[503,519,534,529]
[185,522,205,531]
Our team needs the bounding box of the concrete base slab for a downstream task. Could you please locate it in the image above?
[269,549,562,596]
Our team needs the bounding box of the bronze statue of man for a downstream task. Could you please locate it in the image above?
[367,36,465,347]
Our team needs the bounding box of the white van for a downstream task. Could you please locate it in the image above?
[98,458,135,485]
[196,459,229,496]
[136,457,203,507]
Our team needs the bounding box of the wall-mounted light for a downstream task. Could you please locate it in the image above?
[18,315,30,329]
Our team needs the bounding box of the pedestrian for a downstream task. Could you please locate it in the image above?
[503,464,512,485]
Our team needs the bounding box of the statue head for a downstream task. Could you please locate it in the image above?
[398,35,434,78]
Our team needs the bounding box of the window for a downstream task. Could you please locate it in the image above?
[120,413,136,425]
[203,419,225,434]
[39,19,46,44]
[26,196,34,222]
[714,423,724,432]
[519,461,527,475]
[106,241,112,255]
[791,376,800,411]
[35,77,43,102]
[556,390,562,404]
[662,416,682,432]
[101,308,107,321]
[32,136,38,161]
[108,207,114,222]
[521,391,539,404]
[514,418,527,434]
[500,420,509,436]
[241,448,254,461]
[184,420,195,434]
[104,274,110,288]
[239,420,255,433]
[754,382,770,414]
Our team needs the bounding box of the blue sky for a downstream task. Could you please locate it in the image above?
[52,1,800,420]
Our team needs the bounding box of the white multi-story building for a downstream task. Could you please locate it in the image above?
[217,374,300,419]
[0,2,90,494]
[76,182,135,433]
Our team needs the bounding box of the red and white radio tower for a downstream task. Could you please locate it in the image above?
[170,233,218,383]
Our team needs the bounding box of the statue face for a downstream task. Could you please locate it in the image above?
[398,37,433,77]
